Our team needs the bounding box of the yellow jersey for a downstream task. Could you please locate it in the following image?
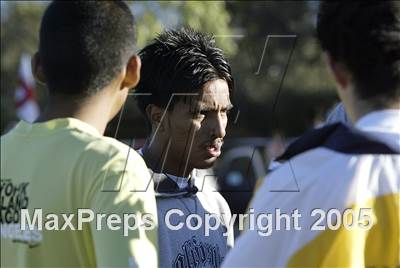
[1,118,158,267]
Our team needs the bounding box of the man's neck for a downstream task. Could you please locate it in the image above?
[142,140,193,178]
[36,93,112,135]
[346,97,400,124]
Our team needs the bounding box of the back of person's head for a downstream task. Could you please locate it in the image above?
[135,28,234,117]
[39,0,136,96]
[317,1,400,103]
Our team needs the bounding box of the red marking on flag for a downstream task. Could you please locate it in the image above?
[15,79,36,108]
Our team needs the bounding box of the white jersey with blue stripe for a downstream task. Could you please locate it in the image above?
[223,109,400,267]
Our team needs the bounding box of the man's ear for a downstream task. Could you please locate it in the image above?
[324,52,351,90]
[31,52,46,84]
[121,55,141,90]
[146,104,166,132]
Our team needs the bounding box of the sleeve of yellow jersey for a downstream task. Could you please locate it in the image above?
[83,140,158,268]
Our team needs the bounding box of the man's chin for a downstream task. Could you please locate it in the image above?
[194,157,218,169]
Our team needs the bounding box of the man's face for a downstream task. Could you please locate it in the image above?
[162,79,232,173]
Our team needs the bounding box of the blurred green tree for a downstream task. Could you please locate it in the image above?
[225,1,338,137]
[133,1,237,55]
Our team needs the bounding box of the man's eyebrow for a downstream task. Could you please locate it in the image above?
[196,103,234,111]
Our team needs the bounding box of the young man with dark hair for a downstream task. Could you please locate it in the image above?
[1,1,158,267]
[223,1,399,267]
[135,28,234,267]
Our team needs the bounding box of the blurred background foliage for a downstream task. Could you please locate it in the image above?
[1,1,338,138]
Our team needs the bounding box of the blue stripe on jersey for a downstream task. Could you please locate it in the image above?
[277,123,399,161]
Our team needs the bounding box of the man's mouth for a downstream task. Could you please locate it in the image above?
[204,141,223,158]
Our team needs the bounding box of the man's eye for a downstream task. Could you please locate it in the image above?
[192,111,205,119]
[221,109,230,115]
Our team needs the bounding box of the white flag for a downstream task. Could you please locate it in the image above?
[15,54,40,122]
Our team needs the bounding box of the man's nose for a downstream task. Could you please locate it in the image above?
[212,113,226,139]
